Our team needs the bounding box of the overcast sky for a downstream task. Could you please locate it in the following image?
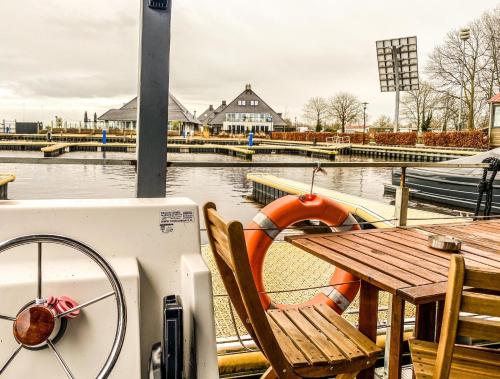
[0,0,499,124]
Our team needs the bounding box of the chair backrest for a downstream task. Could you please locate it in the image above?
[434,254,500,379]
[203,203,290,374]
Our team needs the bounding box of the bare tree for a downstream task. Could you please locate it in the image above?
[401,81,436,132]
[433,91,460,131]
[327,92,361,133]
[480,7,500,99]
[372,115,392,130]
[302,97,329,132]
[427,19,490,130]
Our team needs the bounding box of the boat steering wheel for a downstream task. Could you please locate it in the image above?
[0,235,127,379]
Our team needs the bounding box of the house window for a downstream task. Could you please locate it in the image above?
[238,100,246,106]
[250,100,259,106]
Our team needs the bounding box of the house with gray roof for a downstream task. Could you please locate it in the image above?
[203,84,286,135]
[99,94,201,134]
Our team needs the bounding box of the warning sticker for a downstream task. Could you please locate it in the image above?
[160,210,195,233]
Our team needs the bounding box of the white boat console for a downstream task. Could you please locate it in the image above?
[0,198,219,378]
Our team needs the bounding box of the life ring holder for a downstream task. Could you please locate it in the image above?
[245,194,360,314]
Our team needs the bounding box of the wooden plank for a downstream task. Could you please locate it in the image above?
[283,309,346,363]
[461,292,500,317]
[317,236,431,286]
[267,309,328,365]
[299,306,366,359]
[314,303,381,356]
[212,239,235,270]
[207,208,229,233]
[289,238,409,292]
[267,316,308,367]
[339,234,447,282]
[359,233,450,271]
[388,296,405,379]
[397,282,448,304]
[383,231,495,269]
[465,267,500,291]
[411,339,500,368]
[369,232,452,266]
[458,316,500,341]
[424,225,500,254]
[404,228,500,264]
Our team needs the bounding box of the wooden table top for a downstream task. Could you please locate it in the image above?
[285,220,500,304]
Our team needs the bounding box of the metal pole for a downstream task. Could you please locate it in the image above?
[392,46,401,133]
[458,29,470,131]
[362,102,368,144]
[458,38,466,131]
[136,0,172,198]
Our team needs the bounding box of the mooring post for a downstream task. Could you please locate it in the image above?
[136,0,172,198]
[394,167,409,226]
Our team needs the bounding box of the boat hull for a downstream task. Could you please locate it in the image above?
[391,168,500,213]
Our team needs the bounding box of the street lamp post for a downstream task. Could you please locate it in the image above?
[362,102,368,144]
[458,28,470,131]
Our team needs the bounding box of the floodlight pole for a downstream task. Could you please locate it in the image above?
[392,46,401,133]
[136,0,172,198]
[458,28,470,131]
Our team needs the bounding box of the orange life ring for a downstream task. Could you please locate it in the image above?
[245,194,360,314]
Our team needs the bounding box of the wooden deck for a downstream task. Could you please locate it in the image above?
[247,173,467,228]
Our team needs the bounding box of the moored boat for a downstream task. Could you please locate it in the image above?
[388,148,500,213]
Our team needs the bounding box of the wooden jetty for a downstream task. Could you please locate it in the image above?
[0,173,15,200]
[350,144,476,161]
[166,144,254,160]
[0,141,135,157]
[247,173,467,228]
[250,144,338,159]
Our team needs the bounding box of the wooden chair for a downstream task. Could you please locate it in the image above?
[409,254,500,379]
[203,202,381,379]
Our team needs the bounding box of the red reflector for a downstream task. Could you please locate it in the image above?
[303,194,317,201]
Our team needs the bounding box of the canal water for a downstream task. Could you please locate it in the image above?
[1,152,460,230]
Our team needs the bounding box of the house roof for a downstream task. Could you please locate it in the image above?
[210,85,286,126]
[198,105,215,123]
[99,94,201,124]
[489,93,500,104]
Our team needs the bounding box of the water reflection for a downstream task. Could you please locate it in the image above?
[1,152,458,229]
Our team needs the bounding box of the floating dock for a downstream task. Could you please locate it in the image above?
[350,144,476,161]
[247,173,467,228]
[166,144,254,160]
[0,173,15,200]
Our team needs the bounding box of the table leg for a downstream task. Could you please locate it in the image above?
[415,302,437,341]
[388,296,405,379]
[435,300,445,342]
[358,281,379,379]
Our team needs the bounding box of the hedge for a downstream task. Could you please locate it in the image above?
[271,132,364,144]
[374,132,417,146]
[423,131,488,149]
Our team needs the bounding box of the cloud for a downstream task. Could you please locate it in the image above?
[1,0,499,122]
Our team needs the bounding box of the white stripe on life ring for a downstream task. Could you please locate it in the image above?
[252,212,281,239]
[334,213,357,232]
[322,286,351,312]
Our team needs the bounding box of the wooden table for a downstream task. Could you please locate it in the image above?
[285,220,500,379]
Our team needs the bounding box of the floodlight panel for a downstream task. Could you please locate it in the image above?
[376,35,419,92]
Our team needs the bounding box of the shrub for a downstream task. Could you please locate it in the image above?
[271,132,364,144]
[423,130,488,149]
[374,132,417,146]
